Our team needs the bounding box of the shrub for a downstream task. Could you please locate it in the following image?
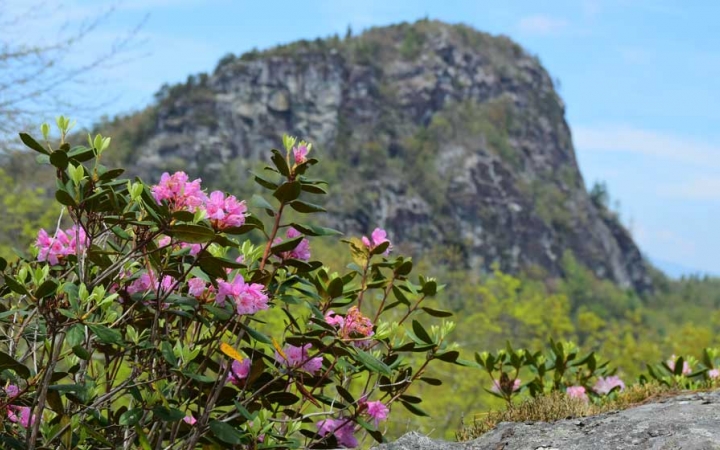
[0,118,459,449]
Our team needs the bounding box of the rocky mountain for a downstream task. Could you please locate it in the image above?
[113,20,652,292]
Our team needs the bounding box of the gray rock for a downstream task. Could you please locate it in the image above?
[127,20,653,292]
[373,392,720,449]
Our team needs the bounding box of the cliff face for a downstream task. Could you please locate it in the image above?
[129,20,651,292]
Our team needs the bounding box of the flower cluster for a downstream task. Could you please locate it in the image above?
[126,271,176,296]
[217,275,269,315]
[36,225,88,265]
[227,359,251,385]
[274,227,311,261]
[275,343,323,375]
[152,171,205,212]
[491,378,521,394]
[158,236,202,257]
[293,145,309,165]
[152,171,247,230]
[325,306,374,348]
[5,385,34,428]
[362,227,392,256]
[593,375,625,395]
[566,385,588,402]
[667,355,692,375]
[709,369,720,379]
[316,418,357,448]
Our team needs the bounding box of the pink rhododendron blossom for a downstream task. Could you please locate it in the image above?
[216,275,269,315]
[316,418,357,448]
[126,272,176,296]
[709,369,720,379]
[36,226,88,265]
[566,386,588,402]
[187,278,207,298]
[667,355,692,375]
[205,191,247,230]
[593,376,625,395]
[7,406,34,428]
[275,344,323,374]
[158,236,172,247]
[227,359,251,385]
[273,227,311,261]
[293,145,309,164]
[491,378,521,394]
[183,414,196,425]
[361,228,392,256]
[365,401,389,426]
[325,310,345,328]
[5,384,19,398]
[152,172,206,212]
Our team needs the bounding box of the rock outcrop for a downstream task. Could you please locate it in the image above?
[372,391,720,449]
[120,20,652,291]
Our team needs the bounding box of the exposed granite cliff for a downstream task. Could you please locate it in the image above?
[372,391,720,449]
[125,20,651,291]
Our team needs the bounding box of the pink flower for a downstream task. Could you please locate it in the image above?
[274,227,311,261]
[152,172,206,212]
[667,355,692,376]
[187,278,207,298]
[593,376,625,395]
[566,386,588,402]
[275,344,323,375]
[227,359,251,385]
[5,384,19,398]
[36,225,88,265]
[126,272,176,297]
[361,228,392,256]
[205,191,247,230]
[317,418,357,448]
[709,369,720,379]
[342,306,374,348]
[7,406,34,428]
[325,310,345,328]
[491,378,521,394]
[293,145,309,164]
[216,275,269,315]
[365,401,389,427]
[183,414,196,425]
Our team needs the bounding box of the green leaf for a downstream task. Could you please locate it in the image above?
[35,280,58,298]
[250,194,276,215]
[19,132,49,155]
[67,146,95,162]
[289,223,341,237]
[161,341,178,367]
[412,320,434,345]
[98,168,125,181]
[152,406,185,422]
[209,420,245,445]
[3,276,29,296]
[300,183,328,195]
[435,350,460,363]
[266,392,300,406]
[289,200,326,214]
[0,257,6,272]
[419,377,443,386]
[49,151,69,169]
[135,425,152,450]
[119,408,143,426]
[167,224,215,244]
[72,345,91,360]
[0,351,30,379]
[55,189,77,207]
[335,385,355,405]
[354,349,392,377]
[327,277,344,299]
[241,323,272,345]
[420,307,453,318]
[270,149,290,177]
[400,400,429,416]
[421,280,437,296]
[270,236,303,255]
[273,181,301,203]
[253,172,279,190]
[88,324,123,345]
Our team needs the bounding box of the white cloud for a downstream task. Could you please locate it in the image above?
[574,125,720,167]
[516,15,568,35]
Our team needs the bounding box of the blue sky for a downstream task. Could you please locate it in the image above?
[6,0,720,276]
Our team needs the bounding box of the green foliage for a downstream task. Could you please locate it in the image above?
[0,122,457,449]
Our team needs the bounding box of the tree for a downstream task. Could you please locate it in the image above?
[0,2,145,141]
